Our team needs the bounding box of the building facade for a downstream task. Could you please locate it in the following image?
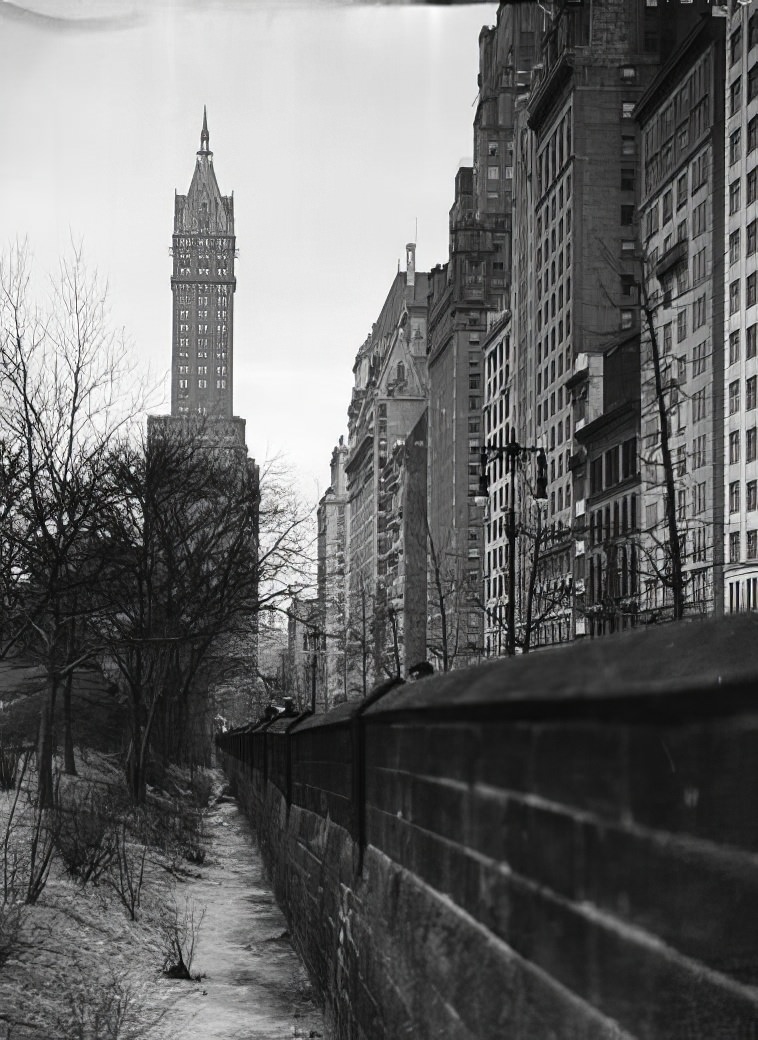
[317,438,349,708]
[725,1,758,613]
[344,246,429,691]
[171,108,238,424]
[636,13,726,620]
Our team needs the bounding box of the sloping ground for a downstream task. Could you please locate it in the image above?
[0,658,125,754]
[0,756,326,1039]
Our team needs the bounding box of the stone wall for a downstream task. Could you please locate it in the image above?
[219,615,758,1039]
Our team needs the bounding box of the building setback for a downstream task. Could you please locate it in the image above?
[725,2,758,613]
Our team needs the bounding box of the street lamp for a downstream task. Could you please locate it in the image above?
[474,428,548,657]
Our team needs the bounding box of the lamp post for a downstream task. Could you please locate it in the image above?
[474,428,548,657]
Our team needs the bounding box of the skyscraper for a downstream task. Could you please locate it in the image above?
[171,108,237,423]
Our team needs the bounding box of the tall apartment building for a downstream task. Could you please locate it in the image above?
[634,13,725,620]
[316,438,349,708]
[517,0,708,644]
[428,2,542,665]
[725,2,758,613]
[344,246,428,690]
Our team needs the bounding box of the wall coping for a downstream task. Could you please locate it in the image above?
[364,615,758,724]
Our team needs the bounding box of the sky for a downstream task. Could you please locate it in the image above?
[0,0,498,506]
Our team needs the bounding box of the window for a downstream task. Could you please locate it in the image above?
[693,434,707,469]
[693,201,707,237]
[748,375,757,410]
[750,10,758,50]
[730,481,741,514]
[621,66,636,80]
[749,325,757,359]
[730,230,741,266]
[693,295,707,329]
[730,532,741,564]
[622,135,635,156]
[693,482,707,516]
[488,141,498,157]
[731,129,742,166]
[677,444,687,477]
[750,223,758,259]
[731,280,741,315]
[675,309,686,343]
[662,191,672,224]
[732,25,743,65]
[751,169,758,206]
[663,323,672,354]
[730,180,742,215]
[750,116,758,155]
[749,530,758,560]
[732,77,742,116]
[674,176,687,213]
[693,387,707,422]
[731,331,741,365]
[488,165,500,180]
[730,379,741,415]
[730,430,741,465]
[693,341,707,376]
[749,481,758,512]
[692,247,706,284]
[750,273,758,309]
[750,65,758,102]
[621,205,635,226]
[749,427,758,462]
[621,309,634,330]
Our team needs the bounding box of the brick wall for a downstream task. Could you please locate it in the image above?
[219,615,758,1039]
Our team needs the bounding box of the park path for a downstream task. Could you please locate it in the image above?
[162,796,326,1040]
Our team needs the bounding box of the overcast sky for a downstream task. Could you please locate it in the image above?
[0,0,498,504]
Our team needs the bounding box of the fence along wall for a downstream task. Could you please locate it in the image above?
[218,615,758,1040]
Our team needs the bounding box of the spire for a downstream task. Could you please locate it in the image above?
[199,106,210,154]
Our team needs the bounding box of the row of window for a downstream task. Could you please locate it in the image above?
[731,321,758,368]
[729,530,758,563]
[730,13,758,67]
[588,493,638,547]
[589,439,638,496]
[178,378,228,392]
[729,168,758,215]
[730,272,758,314]
[729,376,758,414]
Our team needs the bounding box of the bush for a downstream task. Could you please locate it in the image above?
[55,791,117,886]
[159,895,205,980]
[107,823,147,921]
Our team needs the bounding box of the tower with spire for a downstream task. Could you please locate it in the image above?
[171,108,237,421]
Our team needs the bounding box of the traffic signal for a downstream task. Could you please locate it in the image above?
[535,449,548,501]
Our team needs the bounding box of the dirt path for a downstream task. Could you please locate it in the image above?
[162,798,325,1040]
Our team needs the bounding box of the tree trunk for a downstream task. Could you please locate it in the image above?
[62,669,76,775]
[36,673,57,808]
[642,289,685,620]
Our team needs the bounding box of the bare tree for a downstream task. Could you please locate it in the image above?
[91,431,314,800]
[0,243,142,804]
